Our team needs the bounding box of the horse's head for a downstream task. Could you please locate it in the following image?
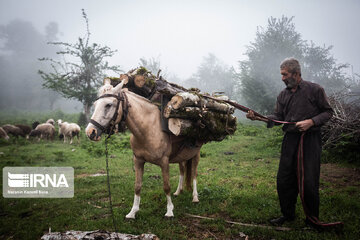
[85,79,127,141]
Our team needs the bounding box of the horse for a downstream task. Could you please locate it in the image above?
[85,81,202,219]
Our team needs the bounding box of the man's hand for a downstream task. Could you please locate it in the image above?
[295,119,314,132]
[246,110,268,122]
[246,110,257,120]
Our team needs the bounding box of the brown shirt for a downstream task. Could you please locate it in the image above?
[268,80,333,132]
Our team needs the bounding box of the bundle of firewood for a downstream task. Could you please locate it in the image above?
[322,88,360,149]
[106,67,237,142]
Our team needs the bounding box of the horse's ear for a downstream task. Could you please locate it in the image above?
[119,74,129,85]
[113,81,124,92]
[113,74,129,92]
[99,78,113,95]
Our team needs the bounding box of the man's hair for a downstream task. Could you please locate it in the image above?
[280,57,301,75]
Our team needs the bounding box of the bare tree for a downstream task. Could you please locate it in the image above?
[322,86,360,162]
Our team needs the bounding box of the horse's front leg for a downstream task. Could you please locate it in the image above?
[161,160,174,217]
[126,156,145,219]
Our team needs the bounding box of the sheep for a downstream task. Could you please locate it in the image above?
[0,127,9,140]
[1,124,26,138]
[28,129,42,140]
[32,121,40,130]
[29,123,56,141]
[46,119,55,126]
[15,124,32,137]
[57,119,81,144]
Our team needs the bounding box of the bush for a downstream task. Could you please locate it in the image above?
[322,134,360,164]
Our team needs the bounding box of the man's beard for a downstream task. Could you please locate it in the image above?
[284,77,297,89]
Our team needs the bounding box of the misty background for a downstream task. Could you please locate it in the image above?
[0,0,359,114]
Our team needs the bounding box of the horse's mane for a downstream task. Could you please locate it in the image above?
[98,84,156,107]
[123,89,153,104]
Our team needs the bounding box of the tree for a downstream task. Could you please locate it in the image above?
[39,9,121,120]
[237,16,350,114]
[0,19,62,111]
[184,53,236,98]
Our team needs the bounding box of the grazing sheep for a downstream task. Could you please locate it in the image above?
[0,127,9,140]
[15,124,32,137]
[1,124,25,138]
[32,121,40,130]
[46,119,55,126]
[28,129,42,140]
[29,123,56,141]
[57,119,80,144]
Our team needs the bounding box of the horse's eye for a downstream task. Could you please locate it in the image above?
[105,103,112,108]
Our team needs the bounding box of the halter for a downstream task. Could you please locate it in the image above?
[90,91,129,135]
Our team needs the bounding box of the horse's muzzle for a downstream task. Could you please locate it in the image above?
[85,124,102,141]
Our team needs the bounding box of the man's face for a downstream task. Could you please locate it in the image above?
[281,69,297,89]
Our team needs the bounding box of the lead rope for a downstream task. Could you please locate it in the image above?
[297,132,344,230]
[104,127,118,232]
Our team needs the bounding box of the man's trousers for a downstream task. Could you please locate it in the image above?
[277,131,322,218]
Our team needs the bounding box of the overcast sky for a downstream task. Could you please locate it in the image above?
[1,0,359,79]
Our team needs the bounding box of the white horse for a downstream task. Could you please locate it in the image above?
[85,81,202,219]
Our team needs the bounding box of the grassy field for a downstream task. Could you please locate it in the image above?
[0,121,359,239]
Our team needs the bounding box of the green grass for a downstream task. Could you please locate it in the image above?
[0,123,359,239]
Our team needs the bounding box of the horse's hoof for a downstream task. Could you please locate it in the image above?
[165,211,174,218]
[125,216,136,220]
[125,213,136,219]
[192,197,199,203]
[164,215,174,219]
[174,189,183,195]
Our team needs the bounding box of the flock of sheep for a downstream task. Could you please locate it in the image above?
[0,119,81,144]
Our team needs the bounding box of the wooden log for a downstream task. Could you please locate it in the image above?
[168,118,196,136]
[203,98,235,114]
[134,75,146,88]
[169,92,201,109]
[155,76,187,97]
[124,73,156,98]
[163,107,207,119]
[167,92,235,114]
[200,112,237,141]
[165,107,237,141]
[185,214,292,231]
[41,230,159,240]
[167,118,216,140]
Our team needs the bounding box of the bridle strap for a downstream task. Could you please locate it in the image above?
[90,119,107,132]
[121,92,129,123]
[90,91,129,134]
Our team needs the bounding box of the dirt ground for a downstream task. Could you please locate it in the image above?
[320,163,360,187]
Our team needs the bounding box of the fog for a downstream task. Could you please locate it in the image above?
[0,0,359,112]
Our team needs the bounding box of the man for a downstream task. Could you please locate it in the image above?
[246,58,333,227]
